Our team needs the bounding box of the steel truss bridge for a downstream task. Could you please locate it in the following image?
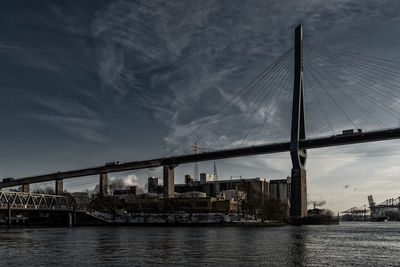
[0,191,75,211]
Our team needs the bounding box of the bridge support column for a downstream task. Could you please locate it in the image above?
[55,179,63,195]
[289,24,308,220]
[290,168,307,218]
[163,165,175,198]
[22,184,29,193]
[7,202,11,227]
[68,212,73,227]
[99,173,108,195]
[72,207,76,226]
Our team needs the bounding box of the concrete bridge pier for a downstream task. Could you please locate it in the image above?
[99,173,108,195]
[163,165,175,198]
[22,184,29,193]
[68,212,73,227]
[55,179,63,195]
[7,202,11,227]
[71,207,76,226]
[290,168,307,218]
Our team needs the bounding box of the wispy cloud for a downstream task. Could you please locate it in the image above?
[31,114,106,142]
[89,0,398,153]
[27,94,106,142]
[90,0,298,151]
[0,41,64,73]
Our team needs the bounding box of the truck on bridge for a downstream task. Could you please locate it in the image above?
[339,129,362,136]
[105,161,120,166]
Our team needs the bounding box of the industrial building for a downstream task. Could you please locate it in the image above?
[113,186,139,196]
[148,177,163,194]
[114,194,238,214]
[147,173,291,209]
[200,173,217,184]
[104,173,291,216]
[269,177,291,206]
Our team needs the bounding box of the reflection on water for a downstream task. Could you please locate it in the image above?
[288,226,309,265]
[0,222,400,266]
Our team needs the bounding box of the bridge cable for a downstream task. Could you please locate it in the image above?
[162,47,294,156]
[188,50,294,151]
[304,58,387,128]
[304,48,400,102]
[304,45,400,97]
[304,55,387,128]
[207,53,294,149]
[199,52,294,149]
[250,64,294,143]
[304,51,400,120]
[304,42,400,75]
[305,59,358,129]
[238,57,294,146]
[248,62,294,144]
[303,66,337,135]
[305,48,400,120]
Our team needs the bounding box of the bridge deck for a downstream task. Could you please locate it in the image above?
[1,127,400,188]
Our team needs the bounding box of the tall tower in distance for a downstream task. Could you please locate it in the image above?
[290,24,307,219]
[192,142,199,181]
[214,161,219,195]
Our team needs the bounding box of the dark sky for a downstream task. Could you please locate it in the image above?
[1,0,400,212]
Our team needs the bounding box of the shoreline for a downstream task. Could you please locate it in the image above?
[75,221,287,227]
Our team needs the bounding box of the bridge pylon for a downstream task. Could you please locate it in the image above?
[99,173,108,195]
[290,24,308,219]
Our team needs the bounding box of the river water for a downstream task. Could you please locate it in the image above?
[0,222,399,266]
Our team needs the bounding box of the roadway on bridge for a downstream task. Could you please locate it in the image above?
[0,127,399,189]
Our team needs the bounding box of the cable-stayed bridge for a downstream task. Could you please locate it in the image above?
[2,25,400,219]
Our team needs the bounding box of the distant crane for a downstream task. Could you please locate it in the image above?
[368,195,400,221]
[341,205,368,221]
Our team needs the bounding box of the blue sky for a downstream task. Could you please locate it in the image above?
[1,0,400,212]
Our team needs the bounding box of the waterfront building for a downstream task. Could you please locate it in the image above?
[148,177,163,194]
[200,173,217,184]
[113,186,138,196]
[143,175,291,215]
[270,177,291,206]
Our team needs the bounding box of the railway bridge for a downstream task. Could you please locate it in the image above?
[0,191,76,226]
